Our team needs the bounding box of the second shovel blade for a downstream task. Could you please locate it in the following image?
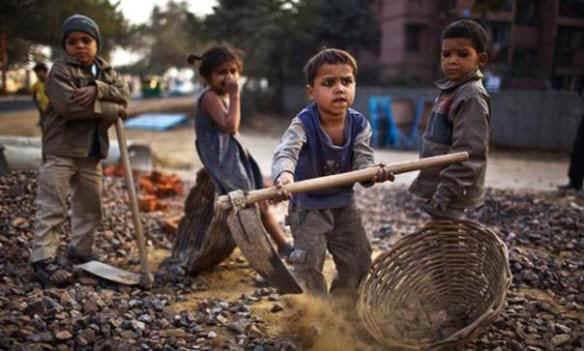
[76,260,141,285]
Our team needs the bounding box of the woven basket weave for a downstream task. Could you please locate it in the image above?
[357,220,512,350]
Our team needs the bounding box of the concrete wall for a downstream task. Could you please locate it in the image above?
[282,86,584,151]
[489,90,584,151]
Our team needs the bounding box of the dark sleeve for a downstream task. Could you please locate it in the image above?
[46,62,99,120]
[437,94,490,199]
[352,118,375,170]
[94,69,130,106]
[272,117,306,182]
[96,100,123,126]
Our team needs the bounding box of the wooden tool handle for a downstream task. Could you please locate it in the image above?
[216,151,469,210]
[115,119,153,288]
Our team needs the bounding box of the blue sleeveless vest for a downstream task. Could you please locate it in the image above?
[293,103,367,209]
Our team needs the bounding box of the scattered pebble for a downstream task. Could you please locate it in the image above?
[0,172,582,350]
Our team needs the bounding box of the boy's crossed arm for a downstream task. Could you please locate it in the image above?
[94,70,130,122]
[94,69,130,107]
[48,63,128,122]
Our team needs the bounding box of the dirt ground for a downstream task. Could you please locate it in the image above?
[127,122,571,192]
[0,103,571,191]
[118,115,573,192]
[1,105,583,350]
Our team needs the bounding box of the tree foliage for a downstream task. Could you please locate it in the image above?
[120,1,206,75]
[203,0,379,108]
[205,0,378,81]
[0,0,128,67]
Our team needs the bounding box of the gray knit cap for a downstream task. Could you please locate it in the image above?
[62,14,101,51]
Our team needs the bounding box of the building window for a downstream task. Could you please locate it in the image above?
[405,24,422,52]
[515,0,540,26]
[512,48,538,78]
[488,22,511,62]
[490,22,511,45]
[439,0,457,13]
[502,0,514,12]
[560,0,584,18]
[556,27,584,50]
[551,75,584,91]
[555,27,584,66]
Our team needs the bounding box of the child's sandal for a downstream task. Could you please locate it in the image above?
[32,259,73,287]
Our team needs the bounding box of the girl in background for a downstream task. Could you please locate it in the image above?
[188,46,293,257]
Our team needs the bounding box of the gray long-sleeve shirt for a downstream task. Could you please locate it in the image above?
[272,114,375,182]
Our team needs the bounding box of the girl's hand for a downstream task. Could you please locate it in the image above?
[225,76,240,96]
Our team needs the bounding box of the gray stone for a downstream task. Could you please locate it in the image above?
[54,330,73,340]
[552,334,571,346]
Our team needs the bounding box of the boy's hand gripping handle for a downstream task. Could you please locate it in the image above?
[216,152,469,210]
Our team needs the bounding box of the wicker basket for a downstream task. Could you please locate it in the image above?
[357,220,512,350]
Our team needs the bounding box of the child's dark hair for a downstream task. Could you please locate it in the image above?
[304,48,358,85]
[33,62,48,73]
[187,46,243,79]
[442,19,489,53]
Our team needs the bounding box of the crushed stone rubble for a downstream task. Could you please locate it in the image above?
[0,171,582,350]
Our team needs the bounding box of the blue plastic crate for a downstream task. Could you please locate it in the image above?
[368,95,433,150]
[124,113,188,131]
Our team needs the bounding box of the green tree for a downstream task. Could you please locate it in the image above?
[313,0,379,53]
[122,1,206,75]
[204,0,379,110]
[0,0,128,59]
[0,0,128,92]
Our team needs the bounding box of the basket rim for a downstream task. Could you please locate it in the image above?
[358,219,513,349]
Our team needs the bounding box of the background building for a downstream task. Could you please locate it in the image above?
[374,0,584,91]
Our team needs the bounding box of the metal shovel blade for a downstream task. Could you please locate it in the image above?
[76,261,141,285]
[226,206,303,294]
[0,145,8,176]
[127,144,153,173]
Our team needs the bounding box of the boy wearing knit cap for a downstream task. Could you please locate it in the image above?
[31,14,129,286]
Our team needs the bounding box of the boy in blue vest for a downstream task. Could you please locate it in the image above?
[272,48,394,297]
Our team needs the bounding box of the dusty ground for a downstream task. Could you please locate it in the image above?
[0,102,572,191]
[0,97,194,136]
[118,121,574,193]
[1,103,582,350]
[1,171,582,350]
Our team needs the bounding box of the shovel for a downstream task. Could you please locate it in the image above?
[215,151,469,294]
[216,151,470,209]
[76,118,154,288]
